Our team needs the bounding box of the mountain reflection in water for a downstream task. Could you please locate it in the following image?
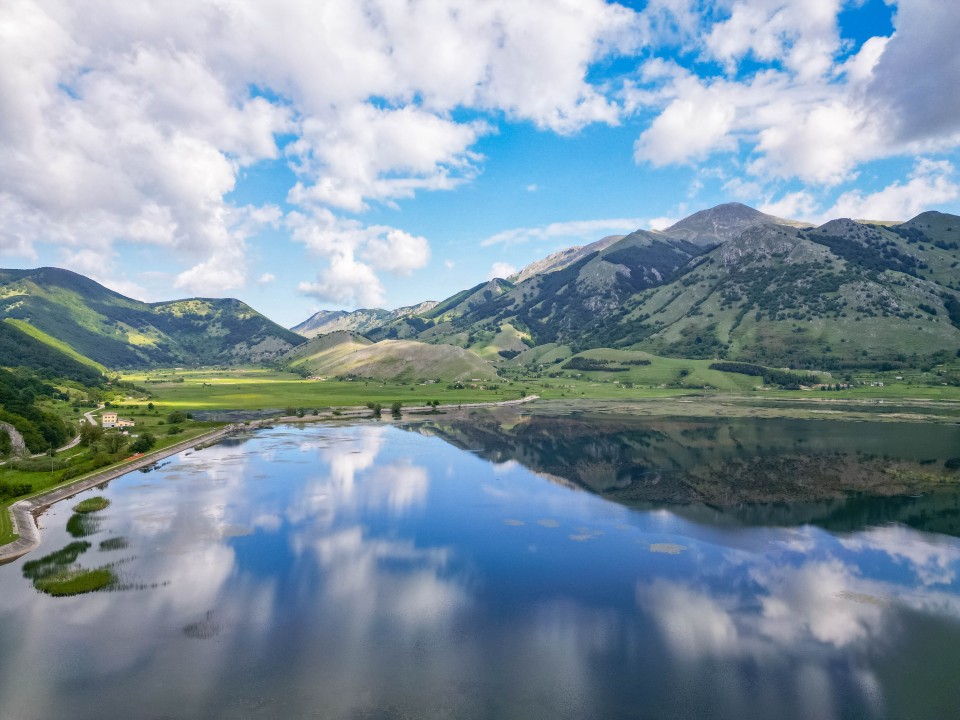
[409,406,960,537]
[0,419,958,719]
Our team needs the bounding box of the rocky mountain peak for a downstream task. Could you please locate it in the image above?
[663,203,793,246]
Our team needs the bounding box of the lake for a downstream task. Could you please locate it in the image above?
[1,409,959,719]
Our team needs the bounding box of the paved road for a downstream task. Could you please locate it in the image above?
[33,404,103,457]
[0,403,103,467]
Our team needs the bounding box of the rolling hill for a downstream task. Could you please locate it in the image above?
[0,267,305,368]
[284,331,497,382]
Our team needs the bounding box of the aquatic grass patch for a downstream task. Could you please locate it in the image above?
[183,610,223,639]
[66,512,102,538]
[99,536,129,551]
[72,496,110,514]
[22,541,91,578]
[33,567,116,596]
[21,540,116,596]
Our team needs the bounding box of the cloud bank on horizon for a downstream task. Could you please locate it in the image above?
[0,0,958,313]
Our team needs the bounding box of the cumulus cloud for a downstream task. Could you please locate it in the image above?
[0,0,641,298]
[704,0,843,80]
[488,262,517,280]
[630,0,960,206]
[363,230,431,276]
[634,80,737,166]
[761,159,959,223]
[820,159,959,221]
[868,0,960,145]
[290,210,431,308]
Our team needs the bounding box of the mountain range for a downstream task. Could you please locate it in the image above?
[298,203,960,370]
[0,202,957,378]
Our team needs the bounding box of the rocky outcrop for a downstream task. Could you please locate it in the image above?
[0,422,28,456]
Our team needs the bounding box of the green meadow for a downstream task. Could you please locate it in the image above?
[117,355,960,416]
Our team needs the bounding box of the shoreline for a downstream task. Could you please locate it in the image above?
[0,395,540,564]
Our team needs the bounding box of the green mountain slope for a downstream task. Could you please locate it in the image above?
[368,232,703,351]
[0,267,305,368]
[0,319,104,385]
[333,204,960,371]
[620,220,960,368]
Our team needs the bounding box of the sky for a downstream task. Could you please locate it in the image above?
[1,0,959,327]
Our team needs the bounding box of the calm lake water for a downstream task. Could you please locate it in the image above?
[1,413,959,719]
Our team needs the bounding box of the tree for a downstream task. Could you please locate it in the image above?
[101,432,128,454]
[79,423,103,447]
[168,411,187,424]
[391,402,402,416]
[130,433,156,454]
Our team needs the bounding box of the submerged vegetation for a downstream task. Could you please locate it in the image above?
[21,540,116,596]
[72,496,110,514]
[66,513,101,538]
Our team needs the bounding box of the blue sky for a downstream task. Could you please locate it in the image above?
[1,0,958,327]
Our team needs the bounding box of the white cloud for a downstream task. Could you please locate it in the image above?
[287,106,488,213]
[298,256,385,309]
[648,216,677,231]
[0,0,642,298]
[488,262,517,280]
[290,210,431,308]
[704,0,843,81]
[758,191,819,221]
[818,159,958,222]
[362,229,431,276]
[257,273,275,285]
[634,81,737,166]
[629,0,960,196]
[526,184,539,192]
[480,217,644,247]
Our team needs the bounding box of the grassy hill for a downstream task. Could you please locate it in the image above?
[0,319,104,385]
[0,267,305,368]
[284,332,497,382]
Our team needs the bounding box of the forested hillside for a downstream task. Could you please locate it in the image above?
[0,267,304,368]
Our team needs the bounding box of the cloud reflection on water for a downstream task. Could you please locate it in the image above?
[1,423,960,719]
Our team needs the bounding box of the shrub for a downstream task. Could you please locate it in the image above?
[130,432,156,453]
[0,481,32,499]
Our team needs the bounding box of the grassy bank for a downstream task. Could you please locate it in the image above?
[0,422,222,547]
